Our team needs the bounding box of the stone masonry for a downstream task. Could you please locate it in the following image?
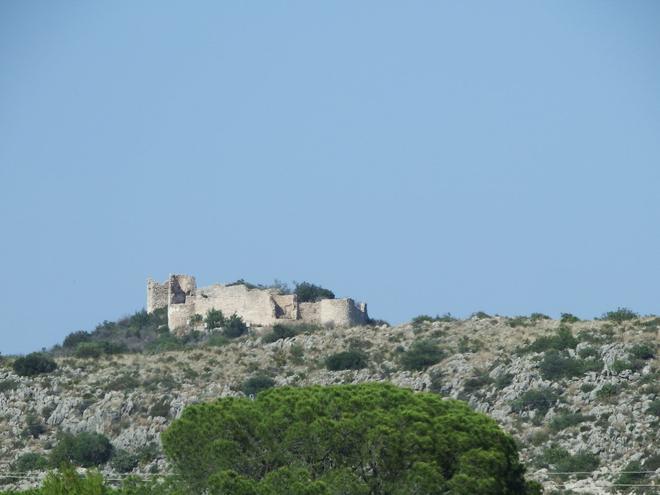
[147,274,369,334]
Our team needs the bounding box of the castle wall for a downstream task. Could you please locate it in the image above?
[146,279,168,313]
[191,284,279,327]
[298,302,321,324]
[273,294,298,319]
[168,302,195,333]
[149,274,369,333]
[319,298,368,327]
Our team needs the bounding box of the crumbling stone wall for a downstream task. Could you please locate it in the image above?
[147,274,369,334]
[146,279,168,313]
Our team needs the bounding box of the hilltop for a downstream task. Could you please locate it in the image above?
[0,312,658,494]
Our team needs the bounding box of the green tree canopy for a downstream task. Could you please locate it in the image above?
[162,383,538,494]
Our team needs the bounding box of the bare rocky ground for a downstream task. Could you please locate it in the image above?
[0,316,657,494]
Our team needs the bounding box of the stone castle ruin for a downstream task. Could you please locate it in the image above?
[147,274,368,334]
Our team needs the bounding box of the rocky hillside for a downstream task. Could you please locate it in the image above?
[0,314,658,494]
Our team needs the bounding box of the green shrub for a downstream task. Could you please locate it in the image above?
[12,452,48,472]
[13,353,57,377]
[524,326,578,353]
[74,342,103,359]
[205,308,225,330]
[105,373,140,392]
[549,412,594,432]
[136,442,160,465]
[223,314,247,338]
[560,313,580,323]
[616,460,648,489]
[161,383,538,494]
[399,340,444,370]
[601,307,638,322]
[325,350,368,371]
[462,369,493,393]
[110,449,139,473]
[62,330,92,349]
[580,383,595,393]
[508,316,530,328]
[494,372,514,389]
[263,324,298,343]
[149,398,171,418]
[22,414,46,439]
[596,383,620,402]
[530,313,550,322]
[610,358,644,373]
[648,399,660,417]
[0,379,19,394]
[511,388,559,417]
[539,446,599,477]
[471,311,491,319]
[294,282,335,303]
[557,451,600,477]
[538,351,600,380]
[242,375,276,396]
[207,333,229,347]
[629,343,655,360]
[577,346,598,359]
[145,333,185,353]
[412,313,455,325]
[50,432,113,468]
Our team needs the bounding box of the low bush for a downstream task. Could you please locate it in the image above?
[12,452,48,472]
[149,398,171,418]
[539,446,599,477]
[205,308,225,330]
[74,342,103,359]
[294,282,335,303]
[62,330,92,349]
[223,314,247,338]
[610,358,644,374]
[549,412,594,432]
[242,375,276,396]
[577,346,598,359]
[13,353,57,377]
[22,414,46,439]
[207,334,229,347]
[539,351,602,380]
[648,399,660,417]
[629,343,655,360]
[523,326,577,353]
[494,372,514,389]
[0,379,19,394]
[110,449,139,473]
[462,369,493,393]
[104,374,140,392]
[399,340,444,370]
[616,461,648,489]
[511,388,559,417]
[601,307,638,322]
[412,314,455,325]
[560,313,580,323]
[50,432,114,467]
[263,324,298,343]
[596,383,620,402]
[326,350,369,371]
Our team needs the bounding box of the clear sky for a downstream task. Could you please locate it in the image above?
[1,1,659,354]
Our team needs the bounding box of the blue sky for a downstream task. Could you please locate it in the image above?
[1,1,659,354]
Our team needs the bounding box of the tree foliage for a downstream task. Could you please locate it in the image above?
[13,353,58,377]
[294,282,335,303]
[49,432,113,468]
[162,383,537,494]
